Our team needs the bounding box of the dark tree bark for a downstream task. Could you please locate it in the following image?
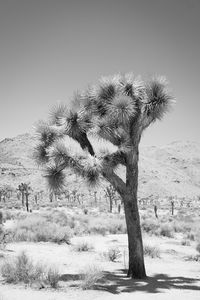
[109,197,113,213]
[124,196,146,278]
[22,193,25,206]
[171,201,174,215]
[124,145,146,278]
[25,194,29,212]
[154,205,158,218]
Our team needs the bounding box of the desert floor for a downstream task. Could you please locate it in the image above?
[0,232,200,300]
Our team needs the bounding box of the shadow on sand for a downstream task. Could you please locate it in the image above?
[60,269,200,294]
[95,270,200,294]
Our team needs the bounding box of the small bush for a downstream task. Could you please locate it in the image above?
[104,248,121,262]
[185,254,200,262]
[11,216,72,244]
[83,208,88,215]
[74,241,94,252]
[186,232,195,241]
[141,219,160,235]
[0,226,7,249]
[159,224,174,238]
[46,267,60,288]
[1,260,18,283]
[143,245,160,258]
[1,252,44,284]
[181,239,191,246]
[80,265,103,290]
[1,252,60,288]
[196,242,200,253]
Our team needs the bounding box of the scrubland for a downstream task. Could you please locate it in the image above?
[0,204,200,300]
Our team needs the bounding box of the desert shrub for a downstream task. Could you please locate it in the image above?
[196,242,200,253]
[159,224,174,238]
[1,252,60,288]
[103,247,121,262]
[181,239,191,246]
[186,232,195,241]
[1,252,45,284]
[107,219,126,234]
[3,210,26,222]
[172,222,183,233]
[2,210,13,221]
[173,213,195,233]
[11,215,72,244]
[0,226,9,249]
[46,267,60,288]
[80,265,103,290]
[89,225,107,235]
[74,241,94,252]
[44,210,69,227]
[1,260,17,283]
[87,215,126,236]
[141,219,160,235]
[83,208,88,215]
[143,245,160,258]
[185,254,200,262]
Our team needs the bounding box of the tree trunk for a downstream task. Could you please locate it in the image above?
[124,144,146,279]
[25,194,29,212]
[154,205,158,218]
[103,141,146,279]
[171,201,174,215]
[123,193,146,278]
[22,193,25,206]
[109,197,113,213]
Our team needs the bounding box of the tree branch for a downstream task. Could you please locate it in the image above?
[103,170,126,198]
[101,150,126,169]
[141,77,174,131]
[75,132,95,156]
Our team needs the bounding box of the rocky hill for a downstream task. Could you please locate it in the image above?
[0,133,200,199]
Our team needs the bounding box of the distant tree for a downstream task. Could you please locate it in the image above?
[34,73,174,278]
[154,204,158,218]
[105,184,117,213]
[17,183,32,211]
[17,183,25,206]
[0,185,14,203]
[0,211,3,224]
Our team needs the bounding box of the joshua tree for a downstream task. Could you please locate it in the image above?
[17,183,25,206]
[18,183,31,211]
[34,73,173,278]
[105,184,117,213]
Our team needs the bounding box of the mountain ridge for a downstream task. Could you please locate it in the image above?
[0,133,199,198]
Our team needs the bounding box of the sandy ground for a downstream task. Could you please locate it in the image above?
[0,234,200,300]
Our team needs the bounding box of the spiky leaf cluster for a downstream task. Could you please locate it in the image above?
[34,73,174,191]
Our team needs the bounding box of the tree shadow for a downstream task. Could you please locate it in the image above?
[59,274,80,282]
[94,269,200,294]
[58,270,200,294]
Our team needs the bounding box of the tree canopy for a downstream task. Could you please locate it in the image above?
[34,73,174,193]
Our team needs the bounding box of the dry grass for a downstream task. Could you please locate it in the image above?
[9,215,72,244]
[102,247,121,262]
[80,265,103,290]
[181,239,191,246]
[1,252,60,288]
[74,241,94,252]
[46,267,60,288]
[143,244,161,258]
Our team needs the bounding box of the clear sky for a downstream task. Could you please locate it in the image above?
[0,0,199,146]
